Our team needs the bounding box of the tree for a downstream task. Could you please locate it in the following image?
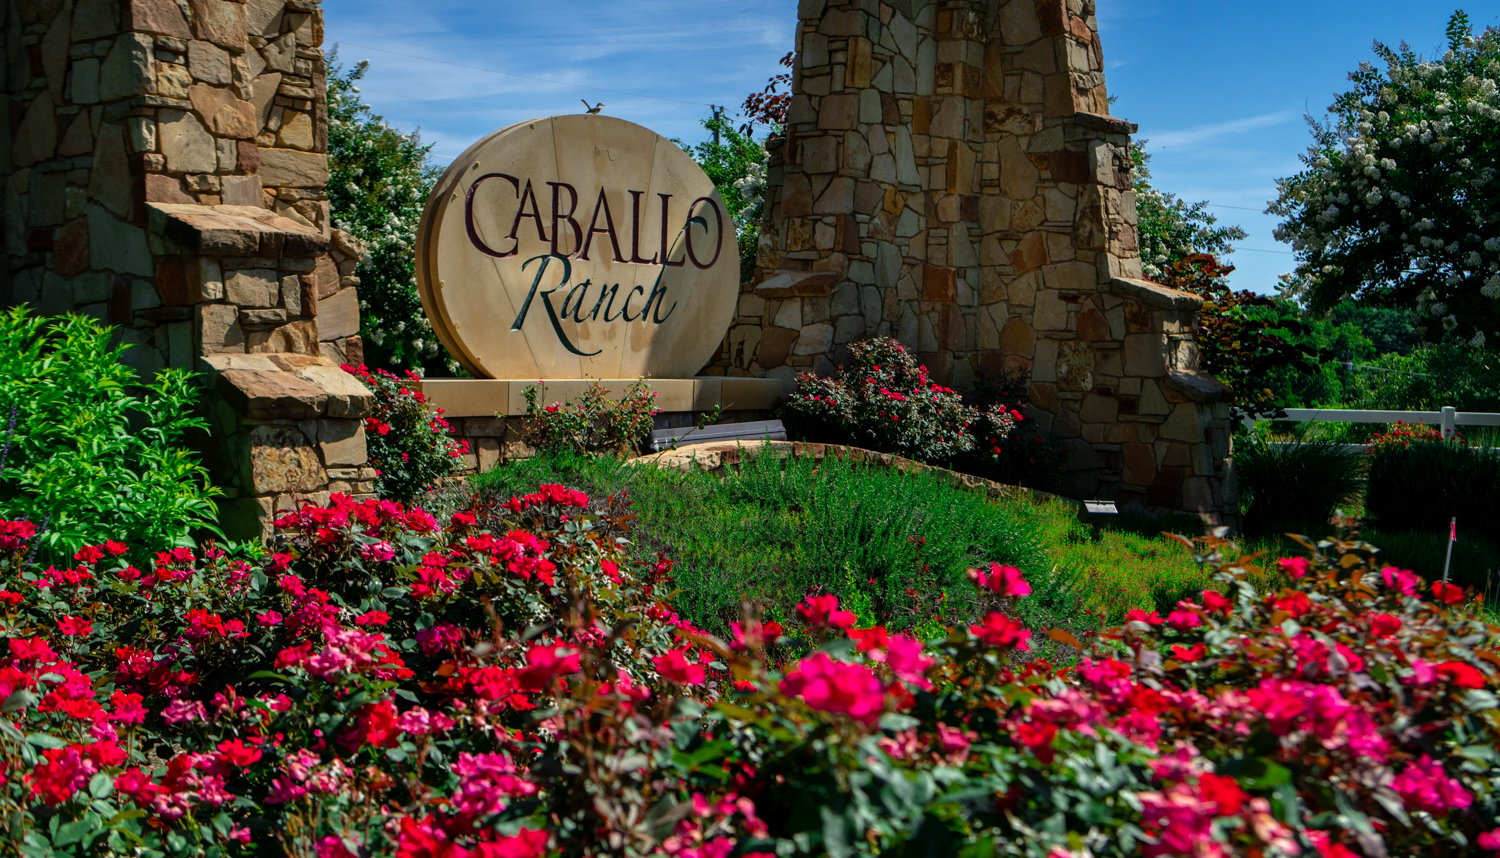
[1124,147,1290,412]
[1155,255,1314,415]
[679,114,768,283]
[1270,11,1500,346]
[1132,144,1246,281]
[326,57,445,373]
[741,51,793,134]
[1257,302,1421,408]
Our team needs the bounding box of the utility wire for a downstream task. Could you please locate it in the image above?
[1229,246,1295,255]
[335,41,714,108]
[1204,203,1269,212]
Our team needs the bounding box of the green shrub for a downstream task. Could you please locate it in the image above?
[472,447,630,500]
[1234,431,1364,537]
[6,497,1498,857]
[1351,339,1500,413]
[1365,431,1500,534]
[474,449,1276,627]
[778,336,1018,469]
[327,57,446,373]
[0,307,220,562]
[519,379,659,457]
[342,363,469,502]
[1048,521,1230,622]
[679,113,768,284]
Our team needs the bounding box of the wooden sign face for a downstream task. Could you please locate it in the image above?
[416,115,739,379]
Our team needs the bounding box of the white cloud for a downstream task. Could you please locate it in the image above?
[1146,110,1301,150]
[321,0,796,146]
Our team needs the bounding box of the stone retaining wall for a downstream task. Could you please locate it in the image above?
[711,0,1232,515]
[633,439,1057,507]
[2,0,374,536]
[438,411,771,481]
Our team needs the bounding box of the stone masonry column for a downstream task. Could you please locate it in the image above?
[2,0,377,538]
[710,0,1232,517]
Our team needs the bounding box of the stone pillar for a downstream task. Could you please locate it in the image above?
[711,0,1231,516]
[2,0,376,537]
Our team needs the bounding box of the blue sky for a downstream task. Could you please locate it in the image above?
[320,1,1498,294]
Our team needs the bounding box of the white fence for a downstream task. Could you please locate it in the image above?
[1263,406,1500,440]
[1259,406,1500,587]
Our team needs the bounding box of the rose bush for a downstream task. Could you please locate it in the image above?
[342,363,469,502]
[1,486,704,856]
[779,337,1021,472]
[519,380,660,458]
[1,488,1497,857]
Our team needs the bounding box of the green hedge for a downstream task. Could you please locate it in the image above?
[1365,441,1500,534]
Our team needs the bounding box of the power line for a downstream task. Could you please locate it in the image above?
[335,41,714,108]
[1229,246,1295,255]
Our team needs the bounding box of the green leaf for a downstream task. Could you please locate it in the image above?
[820,803,852,858]
[245,671,292,684]
[52,819,96,847]
[1371,786,1411,826]
[3,689,38,713]
[89,772,114,799]
[713,703,763,724]
[103,809,147,828]
[1462,689,1499,711]
[1245,759,1293,790]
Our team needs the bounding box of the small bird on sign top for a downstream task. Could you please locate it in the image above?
[581,99,604,114]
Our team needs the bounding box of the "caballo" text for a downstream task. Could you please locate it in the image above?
[464,174,724,269]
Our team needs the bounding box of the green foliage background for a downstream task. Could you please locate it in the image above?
[1271,11,1500,345]
[0,308,220,563]
[326,57,444,373]
[678,113,769,283]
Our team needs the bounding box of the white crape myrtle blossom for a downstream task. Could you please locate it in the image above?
[1270,13,1500,343]
[327,58,446,372]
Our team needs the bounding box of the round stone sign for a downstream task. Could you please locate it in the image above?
[416,114,739,379]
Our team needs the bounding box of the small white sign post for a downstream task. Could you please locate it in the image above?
[1442,517,1456,584]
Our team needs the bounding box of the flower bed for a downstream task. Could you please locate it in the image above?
[1,491,1497,856]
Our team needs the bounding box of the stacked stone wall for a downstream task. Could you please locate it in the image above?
[713,0,1232,514]
[2,0,375,536]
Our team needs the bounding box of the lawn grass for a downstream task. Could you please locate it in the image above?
[472,447,1247,636]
